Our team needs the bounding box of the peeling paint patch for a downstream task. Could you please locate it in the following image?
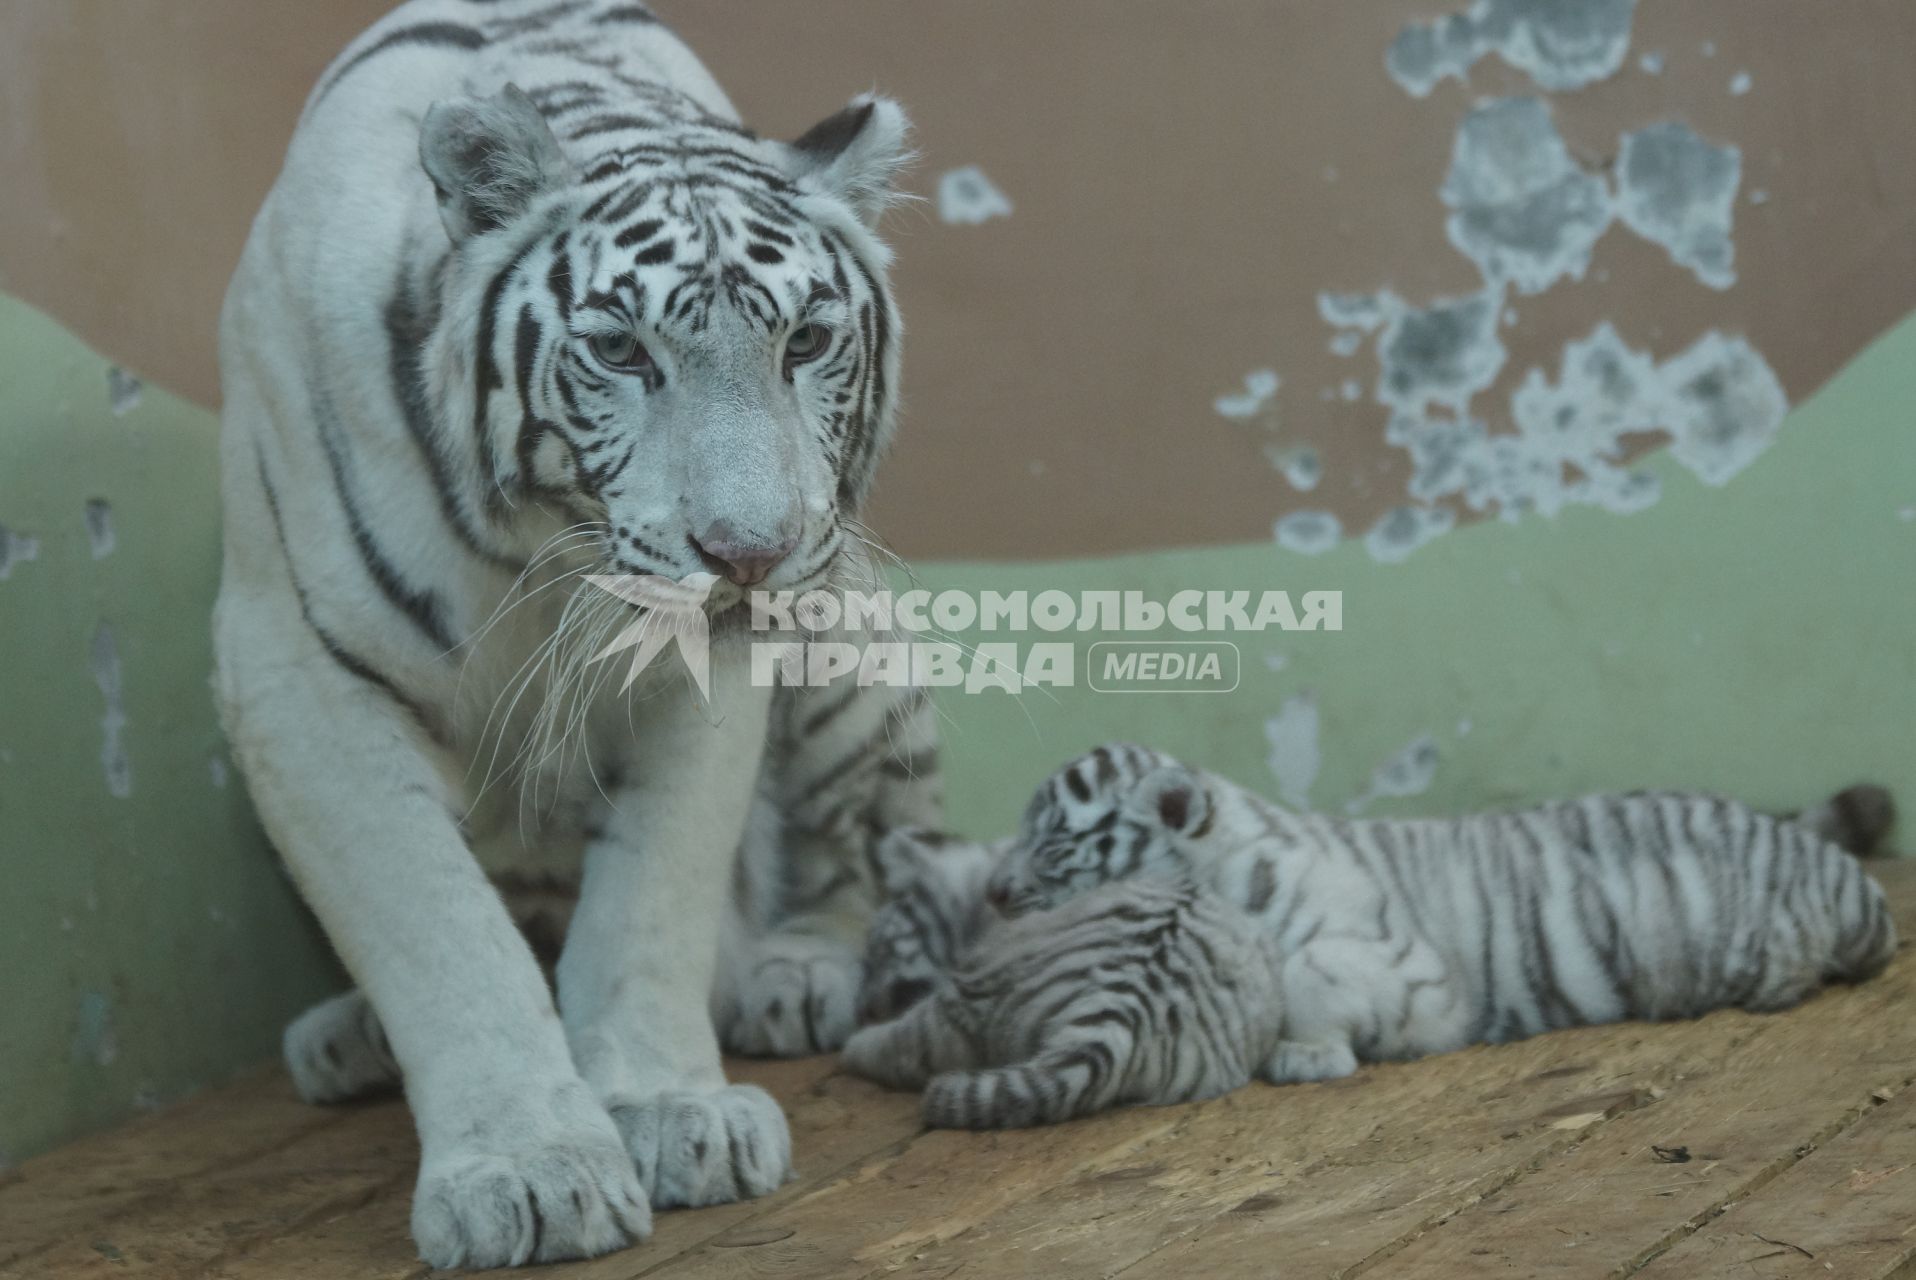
[1274,510,1343,556]
[1328,329,1365,358]
[1318,291,1392,333]
[1365,505,1457,564]
[1659,331,1787,485]
[1264,692,1321,809]
[1275,447,1322,492]
[1442,97,1614,295]
[1729,70,1753,96]
[209,755,230,789]
[1638,50,1665,75]
[73,991,119,1067]
[1214,368,1280,419]
[107,366,144,416]
[1617,122,1742,289]
[84,499,116,560]
[1377,289,1507,416]
[936,166,1013,225]
[1263,653,1289,673]
[1386,321,1781,521]
[0,523,42,580]
[1386,0,1636,97]
[90,623,133,799]
[1347,734,1441,814]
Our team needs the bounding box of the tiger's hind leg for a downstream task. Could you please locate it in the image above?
[284,988,401,1103]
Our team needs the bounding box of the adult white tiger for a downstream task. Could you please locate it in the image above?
[212,0,936,1267]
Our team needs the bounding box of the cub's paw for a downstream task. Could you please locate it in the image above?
[1262,1039,1360,1084]
[411,1081,649,1269]
[609,1084,793,1208]
[283,989,400,1104]
[718,935,862,1056]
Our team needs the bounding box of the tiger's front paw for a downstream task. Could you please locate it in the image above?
[608,1084,793,1208]
[718,934,862,1056]
[411,1080,650,1268]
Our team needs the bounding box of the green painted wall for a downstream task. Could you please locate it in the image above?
[0,294,341,1166]
[3,290,1911,1161]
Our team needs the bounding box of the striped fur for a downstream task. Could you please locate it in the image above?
[844,876,1283,1129]
[221,2,933,1265]
[985,746,1897,1082]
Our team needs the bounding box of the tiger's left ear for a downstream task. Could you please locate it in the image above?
[419,83,571,243]
[784,93,914,229]
[1126,766,1215,840]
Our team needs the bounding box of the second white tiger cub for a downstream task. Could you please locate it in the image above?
[848,748,1897,1125]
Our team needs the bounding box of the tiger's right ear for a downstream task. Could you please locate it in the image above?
[419,84,571,243]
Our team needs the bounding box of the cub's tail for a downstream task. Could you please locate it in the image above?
[1791,784,1897,858]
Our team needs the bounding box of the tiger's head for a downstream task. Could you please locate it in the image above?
[417,83,913,609]
[984,744,1217,917]
[857,826,1006,1025]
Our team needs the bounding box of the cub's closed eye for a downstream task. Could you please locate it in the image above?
[588,331,653,371]
[783,324,832,369]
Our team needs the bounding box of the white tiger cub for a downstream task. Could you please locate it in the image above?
[985,745,1898,1084]
[215,0,935,1267]
[843,829,1284,1128]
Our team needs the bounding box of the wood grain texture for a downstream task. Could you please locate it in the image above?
[5,859,1912,1280]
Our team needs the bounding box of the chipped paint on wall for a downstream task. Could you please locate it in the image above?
[89,622,133,799]
[1365,504,1458,564]
[1658,332,1788,485]
[1346,734,1442,814]
[936,165,1013,226]
[1442,97,1614,295]
[0,522,41,580]
[71,991,119,1068]
[1213,368,1280,420]
[1386,0,1637,98]
[106,366,143,416]
[1263,691,1321,809]
[1274,446,1322,492]
[1375,289,1508,417]
[1616,121,1742,290]
[1638,50,1665,75]
[1728,70,1753,96]
[1274,510,1342,556]
[83,499,115,560]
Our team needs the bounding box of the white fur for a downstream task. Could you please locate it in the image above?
[216,1,917,1267]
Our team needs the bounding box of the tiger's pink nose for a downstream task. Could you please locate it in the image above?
[691,522,797,587]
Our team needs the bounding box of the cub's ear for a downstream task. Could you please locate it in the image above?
[1125,765,1215,838]
[419,83,571,242]
[873,825,949,894]
[784,93,914,229]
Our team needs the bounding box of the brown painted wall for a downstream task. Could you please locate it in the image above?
[4,1,1913,559]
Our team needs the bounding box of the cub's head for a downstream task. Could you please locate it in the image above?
[857,827,1004,1024]
[984,744,1216,917]
[417,83,913,607]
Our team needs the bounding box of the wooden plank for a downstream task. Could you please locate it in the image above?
[1329,879,1916,1278]
[201,1056,922,1280]
[1632,1082,1916,1280]
[638,1018,1726,1280]
[0,1102,413,1280]
[0,1067,349,1267]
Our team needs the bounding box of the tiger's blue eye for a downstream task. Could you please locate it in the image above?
[589,331,652,371]
[784,324,831,366]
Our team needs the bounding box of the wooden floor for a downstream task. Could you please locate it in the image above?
[7,860,1916,1280]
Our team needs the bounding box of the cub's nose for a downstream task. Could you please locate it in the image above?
[691,520,798,587]
[984,880,1013,914]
